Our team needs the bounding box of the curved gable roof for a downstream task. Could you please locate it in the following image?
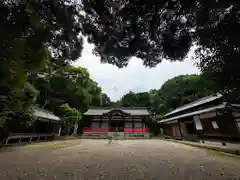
[84,107,149,116]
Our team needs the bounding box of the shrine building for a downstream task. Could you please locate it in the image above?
[82,107,150,139]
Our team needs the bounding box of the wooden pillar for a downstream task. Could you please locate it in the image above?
[123,115,125,132]
[132,116,134,129]
[109,115,112,131]
[32,120,36,133]
[57,125,62,136]
[142,116,144,128]
[99,116,102,128]
[73,123,78,135]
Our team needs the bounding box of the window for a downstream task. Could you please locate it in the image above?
[134,122,142,128]
[194,115,203,130]
[212,121,218,129]
[125,122,133,128]
[101,122,108,128]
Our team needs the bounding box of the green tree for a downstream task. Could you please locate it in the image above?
[150,74,214,114]
[136,92,151,107]
[82,0,240,99]
[120,91,137,107]
[33,64,102,113]
[59,104,81,135]
[118,91,151,107]
[101,93,112,107]
[1,0,83,62]
[0,82,38,140]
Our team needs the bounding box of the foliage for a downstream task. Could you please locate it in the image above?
[120,91,151,107]
[151,74,214,114]
[114,74,214,115]
[0,81,38,140]
[101,93,112,107]
[82,0,193,67]
[81,0,240,99]
[1,0,83,63]
[2,0,240,102]
[0,0,85,133]
[32,64,102,113]
[145,116,161,136]
[120,91,137,107]
[110,100,121,108]
[59,103,81,135]
[0,1,99,138]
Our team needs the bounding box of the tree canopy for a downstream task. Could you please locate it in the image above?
[2,0,240,100]
[150,74,214,114]
[119,91,151,107]
[101,93,112,107]
[82,0,240,99]
[32,64,102,113]
[113,74,214,115]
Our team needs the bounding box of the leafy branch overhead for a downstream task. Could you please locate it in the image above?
[82,0,240,98]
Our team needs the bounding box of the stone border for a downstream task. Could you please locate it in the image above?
[164,139,240,156]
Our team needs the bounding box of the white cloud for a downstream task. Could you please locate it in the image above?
[73,40,200,101]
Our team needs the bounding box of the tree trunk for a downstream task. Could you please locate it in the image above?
[72,123,78,136]
[57,125,62,136]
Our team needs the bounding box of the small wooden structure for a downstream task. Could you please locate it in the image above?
[158,94,240,142]
[83,107,150,139]
[4,107,61,145]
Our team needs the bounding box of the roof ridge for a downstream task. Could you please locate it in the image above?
[164,93,223,117]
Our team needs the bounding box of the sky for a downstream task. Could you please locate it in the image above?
[73,40,200,101]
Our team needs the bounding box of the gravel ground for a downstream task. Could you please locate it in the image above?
[0,139,240,180]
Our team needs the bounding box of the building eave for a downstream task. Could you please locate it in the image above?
[164,93,223,118]
[158,103,227,124]
[84,107,150,116]
[33,107,60,121]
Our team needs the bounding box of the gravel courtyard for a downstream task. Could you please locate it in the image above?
[0,139,240,180]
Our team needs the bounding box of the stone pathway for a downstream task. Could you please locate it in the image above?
[0,139,240,180]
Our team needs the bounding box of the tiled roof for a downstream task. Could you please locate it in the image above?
[84,107,150,116]
[164,93,223,117]
[159,103,227,124]
[33,107,60,121]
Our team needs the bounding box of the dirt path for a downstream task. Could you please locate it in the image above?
[0,139,240,180]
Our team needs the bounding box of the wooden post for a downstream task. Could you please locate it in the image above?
[72,123,78,136]
[58,125,62,136]
[99,116,102,128]
[5,138,9,145]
